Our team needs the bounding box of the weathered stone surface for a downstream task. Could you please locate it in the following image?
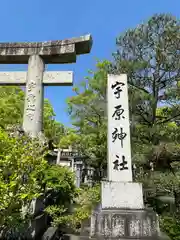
[64,234,81,240]
[26,213,47,239]
[23,55,44,137]
[43,71,73,86]
[101,181,144,209]
[41,227,59,240]
[30,197,45,217]
[107,74,132,182]
[88,208,160,239]
[0,34,92,64]
[0,71,73,86]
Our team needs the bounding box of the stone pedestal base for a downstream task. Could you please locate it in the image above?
[87,206,160,239]
[79,181,169,240]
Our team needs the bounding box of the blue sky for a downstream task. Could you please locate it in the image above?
[0,0,179,126]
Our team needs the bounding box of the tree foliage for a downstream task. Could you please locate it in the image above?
[112,14,180,144]
[43,164,76,207]
[44,99,66,145]
[45,184,100,232]
[0,129,48,237]
[0,86,74,237]
[0,129,77,238]
[0,86,24,128]
[63,61,111,179]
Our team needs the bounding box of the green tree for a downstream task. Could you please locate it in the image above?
[0,86,65,144]
[44,99,66,145]
[0,86,24,128]
[0,128,48,237]
[65,61,111,180]
[45,184,100,232]
[43,164,76,207]
[112,13,180,144]
[0,128,77,238]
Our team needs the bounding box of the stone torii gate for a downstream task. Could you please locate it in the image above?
[0,34,92,137]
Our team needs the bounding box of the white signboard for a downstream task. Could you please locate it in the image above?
[107,74,132,182]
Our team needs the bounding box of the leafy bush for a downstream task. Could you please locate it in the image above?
[160,214,180,240]
[45,184,100,232]
[43,164,77,207]
[0,129,48,237]
[0,128,78,238]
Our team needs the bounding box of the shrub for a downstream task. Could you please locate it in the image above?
[160,214,180,240]
[45,184,100,232]
[0,129,48,237]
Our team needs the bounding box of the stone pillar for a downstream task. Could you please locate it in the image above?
[71,158,74,171]
[79,75,168,240]
[56,149,61,165]
[23,55,44,138]
[76,163,82,188]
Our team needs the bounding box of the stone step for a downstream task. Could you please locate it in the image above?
[63,234,170,240]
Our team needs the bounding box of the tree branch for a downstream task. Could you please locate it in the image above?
[157,112,180,125]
